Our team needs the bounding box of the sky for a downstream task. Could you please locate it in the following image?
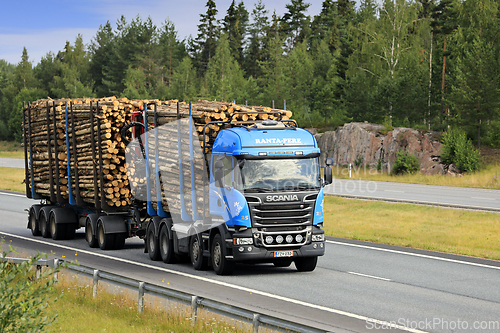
[0,0,335,66]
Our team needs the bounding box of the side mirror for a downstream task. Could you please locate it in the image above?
[324,166,333,185]
[325,158,334,166]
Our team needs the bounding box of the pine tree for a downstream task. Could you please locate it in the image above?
[169,57,198,101]
[158,20,186,90]
[15,47,36,90]
[190,0,219,75]
[245,0,269,78]
[204,34,245,102]
[89,21,115,97]
[281,0,311,50]
[223,1,248,67]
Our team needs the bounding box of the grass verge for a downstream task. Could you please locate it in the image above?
[333,163,500,190]
[0,167,25,193]
[324,196,500,260]
[49,272,249,333]
[0,141,24,159]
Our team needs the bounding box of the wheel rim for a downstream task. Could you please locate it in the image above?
[40,215,46,234]
[161,232,168,255]
[148,230,155,253]
[98,225,104,245]
[213,242,222,267]
[30,213,36,232]
[192,238,200,262]
[51,216,56,235]
[86,223,92,242]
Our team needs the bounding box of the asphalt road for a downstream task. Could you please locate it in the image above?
[325,179,500,212]
[0,157,24,169]
[1,191,499,333]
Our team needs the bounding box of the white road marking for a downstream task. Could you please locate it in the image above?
[471,197,496,201]
[328,240,500,271]
[0,231,426,333]
[348,271,391,281]
[0,192,26,198]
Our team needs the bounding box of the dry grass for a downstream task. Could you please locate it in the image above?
[324,196,500,260]
[0,167,25,193]
[0,141,24,159]
[49,272,252,333]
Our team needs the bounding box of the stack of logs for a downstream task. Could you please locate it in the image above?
[24,98,293,212]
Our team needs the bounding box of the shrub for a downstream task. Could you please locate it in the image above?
[441,128,480,173]
[0,247,60,332]
[392,150,420,175]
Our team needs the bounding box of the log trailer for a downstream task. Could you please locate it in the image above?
[24,101,332,275]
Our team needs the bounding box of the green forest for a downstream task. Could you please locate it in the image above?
[0,0,499,147]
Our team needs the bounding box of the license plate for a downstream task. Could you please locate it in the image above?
[274,250,293,258]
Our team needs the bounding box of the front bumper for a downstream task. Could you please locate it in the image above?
[229,226,325,262]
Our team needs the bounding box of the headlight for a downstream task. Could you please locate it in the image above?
[312,234,325,242]
[234,237,253,245]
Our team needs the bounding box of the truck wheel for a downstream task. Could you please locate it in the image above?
[273,259,293,268]
[190,234,208,270]
[29,206,41,236]
[159,224,175,264]
[294,256,318,272]
[39,207,52,238]
[85,220,98,248]
[146,222,160,261]
[211,233,234,275]
[50,212,65,240]
[97,222,115,250]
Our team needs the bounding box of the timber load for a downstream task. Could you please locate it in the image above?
[23,97,293,212]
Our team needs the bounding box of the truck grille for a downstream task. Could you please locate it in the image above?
[246,194,315,228]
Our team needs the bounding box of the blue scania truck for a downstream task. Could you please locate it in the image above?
[24,101,332,275]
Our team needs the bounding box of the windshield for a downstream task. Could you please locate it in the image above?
[237,158,321,192]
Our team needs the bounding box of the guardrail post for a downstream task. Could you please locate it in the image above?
[92,270,99,298]
[36,265,42,280]
[191,296,199,327]
[252,313,260,333]
[53,259,59,281]
[138,282,145,313]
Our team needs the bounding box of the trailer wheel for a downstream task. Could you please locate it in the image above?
[29,206,41,236]
[50,212,63,240]
[190,234,208,270]
[159,224,175,264]
[146,222,160,261]
[211,233,234,275]
[39,207,52,238]
[97,222,115,250]
[85,219,98,248]
[294,256,318,272]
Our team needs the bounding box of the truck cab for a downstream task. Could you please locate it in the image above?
[207,120,330,273]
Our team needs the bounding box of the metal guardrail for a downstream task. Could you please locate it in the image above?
[0,256,329,333]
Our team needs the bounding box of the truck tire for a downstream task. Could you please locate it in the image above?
[39,207,53,238]
[97,222,115,250]
[29,205,42,236]
[85,215,99,248]
[159,224,175,264]
[50,211,65,240]
[294,256,318,272]
[190,234,208,270]
[211,233,234,275]
[146,222,160,261]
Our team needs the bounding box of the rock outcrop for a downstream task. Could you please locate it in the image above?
[315,122,445,175]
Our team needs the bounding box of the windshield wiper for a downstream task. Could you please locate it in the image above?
[244,187,275,193]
